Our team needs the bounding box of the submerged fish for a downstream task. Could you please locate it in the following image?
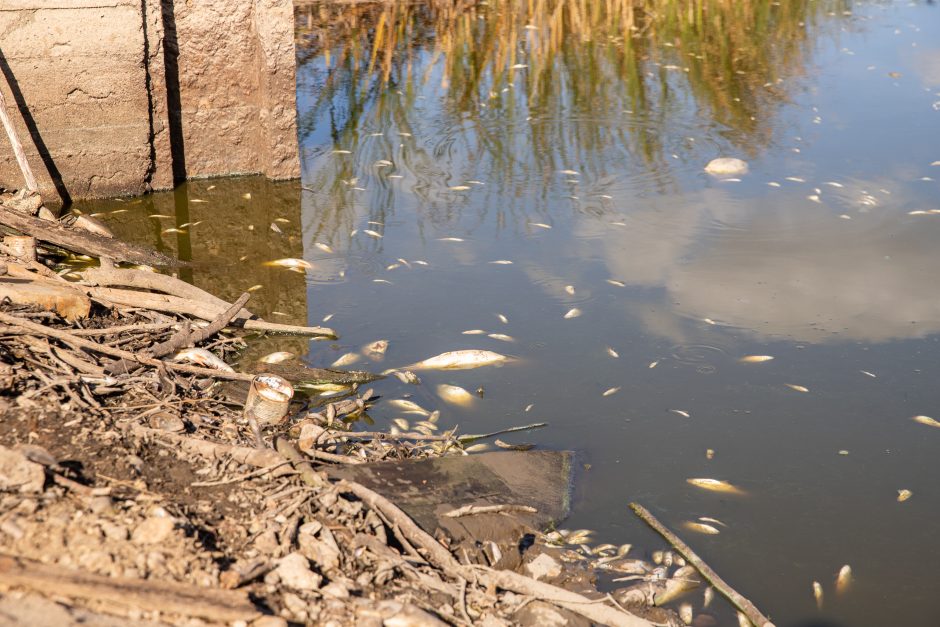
[264,258,312,270]
[487,333,515,342]
[315,242,334,253]
[330,352,360,368]
[408,349,510,370]
[739,355,774,363]
[606,347,619,358]
[897,489,912,502]
[686,478,746,495]
[836,565,852,595]
[387,399,431,416]
[437,384,474,407]
[683,521,720,535]
[172,348,233,372]
[363,229,383,238]
[564,308,582,319]
[259,351,294,364]
[813,581,824,609]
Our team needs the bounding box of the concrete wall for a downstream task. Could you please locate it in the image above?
[0,0,300,205]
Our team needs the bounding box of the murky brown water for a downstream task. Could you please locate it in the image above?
[78,1,940,624]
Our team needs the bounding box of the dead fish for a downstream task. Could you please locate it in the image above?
[557,169,580,176]
[437,384,474,407]
[315,242,334,253]
[386,263,401,271]
[813,581,824,609]
[860,370,876,378]
[497,314,509,324]
[387,399,430,416]
[332,149,351,154]
[322,313,334,322]
[438,237,465,242]
[564,285,575,295]
[603,387,621,397]
[265,258,312,270]
[363,229,383,239]
[785,176,806,183]
[740,355,774,363]
[606,347,619,358]
[698,516,727,527]
[704,586,714,608]
[270,222,282,233]
[392,418,410,431]
[259,351,295,364]
[162,228,186,235]
[172,348,234,373]
[489,260,513,265]
[373,279,392,284]
[448,185,471,191]
[606,279,626,287]
[706,448,715,459]
[390,370,420,385]
[786,384,810,393]
[595,558,650,575]
[897,489,912,502]
[462,329,487,335]
[72,215,114,238]
[247,284,263,292]
[686,478,746,495]
[330,352,360,368]
[530,222,552,229]
[488,333,515,342]
[649,360,659,369]
[704,157,749,176]
[408,350,510,370]
[678,603,693,625]
[670,409,691,418]
[524,403,534,412]
[836,565,852,595]
[147,214,172,220]
[912,415,940,428]
[564,308,582,319]
[683,521,720,535]
[463,443,490,453]
[242,192,252,199]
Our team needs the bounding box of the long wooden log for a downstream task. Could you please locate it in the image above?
[629,503,775,627]
[0,205,178,267]
[0,88,39,193]
[0,552,259,622]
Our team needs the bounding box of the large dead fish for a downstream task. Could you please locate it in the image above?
[407,350,511,370]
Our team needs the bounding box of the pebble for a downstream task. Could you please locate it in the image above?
[131,516,175,545]
[0,446,45,494]
[275,553,322,591]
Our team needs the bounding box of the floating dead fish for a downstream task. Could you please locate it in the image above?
[557,169,580,176]
[606,347,619,358]
[408,350,510,370]
[330,352,360,368]
[913,415,940,428]
[686,478,746,495]
[739,355,774,363]
[564,308,582,319]
[270,222,282,233]
[606,279,626,287]
[463,443,490,453]
[374,159,393,167]
[497,314,509,324]
[392,418,410,431]
[488,333,515,342]
[260,351,295,364]
[438,237,465,242]
[682,521,720,535]
[243,193,252,199]
[786,384,810,393]
[489,260,513,265]
[813,581,823,609]
[322,313,334,322]
[649,360,659,369]
[897,489,912,502]
[448,185,471,191]
[525,403,534,412]
[389,370,420,385]
[530,222,552,229]
[704,586,714,608]
[247,284,263,292]
[386,263,401,271]
[72,215,114,238]
[462,329,487,335]
[705,157,749,176]
[698,516,726,527]
[265,258,312,270]
[564,285,575,295]
[670,409,691,418]
[162,228,186,235]
[387,399,430,416]
[602,387,621,397]
[836,565,852,595]
[767,181,781,187]
[363,340,388,360]
[437,384,474,407]
[373,279,392,284]
[678,603,693,625]
[315,242,334,253]
[172,348,234,372]
[363,229,383,239]
[706,449,715,459]
[860,370,877,378]
[332,149,351,154]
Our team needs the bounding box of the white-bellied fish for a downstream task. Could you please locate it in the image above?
[264,258,312,270]
[913,415,940,428]
[739,355,774,363]
[408,350,511,370]
[686,478,745,495]
[836,565,852,595]
[437,384,474,407]
[897,489,912,502]
[260,351,294,364]
[564,308,582,319]
[813,581,823,609]
[172,348,234,372]
[330,352,360,368]
[786,384,810,393]
[387,399,430,416]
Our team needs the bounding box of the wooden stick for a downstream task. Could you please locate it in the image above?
[0,310,254,382]
[127,424,290,472]
[0,87,39,192]
[629,503,775,627]
[443,504,537,518]
[457,422,547,442]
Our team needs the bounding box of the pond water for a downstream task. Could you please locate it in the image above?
[80,1,940,624]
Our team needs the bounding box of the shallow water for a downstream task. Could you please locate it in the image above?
[81,1,940,624]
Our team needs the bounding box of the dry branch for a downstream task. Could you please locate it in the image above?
[629,503,775,627]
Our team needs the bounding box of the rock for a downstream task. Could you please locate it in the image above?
[0,446,45,493]
[131,516,175,545]
[275,553,322,591]
[513,601,589,627]
[523,553,562,581]
[298,530,340,571]
[320,581,349,599]
[704,157,749,177]
[148,411,186,433]
[100,521,129,541]
[382,603,448,627]
[252,616,289,627]
[692,614,719,627]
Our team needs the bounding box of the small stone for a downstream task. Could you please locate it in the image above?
[0,446,45,493]
[383,603,448,627]
[132,516,175,545]
[275,553,322,591]
[148,412,186,433]
[320,581,349,599]
[251,617,288,627]
[298,533,340,572]
[100,521,129,541]
[523,553,562,581]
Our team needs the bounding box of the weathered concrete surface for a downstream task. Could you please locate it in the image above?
[0,0,300,204]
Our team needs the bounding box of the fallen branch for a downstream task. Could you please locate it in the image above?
[457,422,547,443]
[443,504,537,518]
[0,552,259,622]
[629,503,775,627]
[0,87,39,193]
[127,424,290,472]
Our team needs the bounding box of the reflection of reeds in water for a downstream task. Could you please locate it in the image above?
[294,0,845,224]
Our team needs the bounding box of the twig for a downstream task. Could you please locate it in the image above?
[0,310,254,381]
[629,503,776,627]
[443,504,537,518]
[274,437,328,487]
[0,87,39,193]
[457,422,547,443]
[190,460,295,487]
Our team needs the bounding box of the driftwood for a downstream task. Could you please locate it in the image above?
[0,310,254,382]
[443,504,537,518]
[0,205,177,267]
[0,552,259,622]
[629,503,775,627]
[0,88,39,193]
[0,277,90,322]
